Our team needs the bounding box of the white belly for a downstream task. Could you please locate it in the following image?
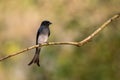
[38,34,48,43]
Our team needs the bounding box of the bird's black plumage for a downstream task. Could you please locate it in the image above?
[28,20,52,66]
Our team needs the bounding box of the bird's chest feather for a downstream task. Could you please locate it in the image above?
[38,28,49,43]
[38,34,48,43]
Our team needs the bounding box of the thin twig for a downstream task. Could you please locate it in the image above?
[0,14,119,61]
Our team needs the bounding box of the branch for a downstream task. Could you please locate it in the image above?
[0,14,120,62]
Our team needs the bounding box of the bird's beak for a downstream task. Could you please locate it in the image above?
[49,22,52,24]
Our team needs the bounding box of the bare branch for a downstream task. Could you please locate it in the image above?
[0,14,120,62]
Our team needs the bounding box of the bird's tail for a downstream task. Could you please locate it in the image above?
[28,48,41,66]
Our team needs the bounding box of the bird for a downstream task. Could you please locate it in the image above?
[28,20,52,67]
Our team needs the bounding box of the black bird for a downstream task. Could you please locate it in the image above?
[28,20,52,66]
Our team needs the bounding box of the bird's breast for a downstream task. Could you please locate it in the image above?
[38,34,48,43]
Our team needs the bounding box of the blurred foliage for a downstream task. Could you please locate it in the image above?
[0,0,120,80]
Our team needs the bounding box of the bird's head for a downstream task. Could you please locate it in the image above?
[41,20,52,26]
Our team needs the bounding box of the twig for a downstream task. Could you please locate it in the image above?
[0,14,119,61]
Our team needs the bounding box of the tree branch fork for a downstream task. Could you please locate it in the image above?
[0,13,120,62]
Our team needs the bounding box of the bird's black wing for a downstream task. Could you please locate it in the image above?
[36,27,43,44]
[48,29,50,37]
[36,31,39,44]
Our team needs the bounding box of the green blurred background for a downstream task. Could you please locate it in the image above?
[0,0,120,80]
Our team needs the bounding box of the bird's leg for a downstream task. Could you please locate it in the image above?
[44,41,49,45]
[38,43,42,47]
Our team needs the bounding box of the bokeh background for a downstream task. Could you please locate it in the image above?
[0,0,120,80]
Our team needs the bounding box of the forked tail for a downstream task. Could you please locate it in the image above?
[28,48,41,66]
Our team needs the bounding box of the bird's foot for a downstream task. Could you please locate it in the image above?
[38,43,42,47]
[44,42,49,44]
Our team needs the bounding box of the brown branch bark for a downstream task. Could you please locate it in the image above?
[0,14,120,62]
